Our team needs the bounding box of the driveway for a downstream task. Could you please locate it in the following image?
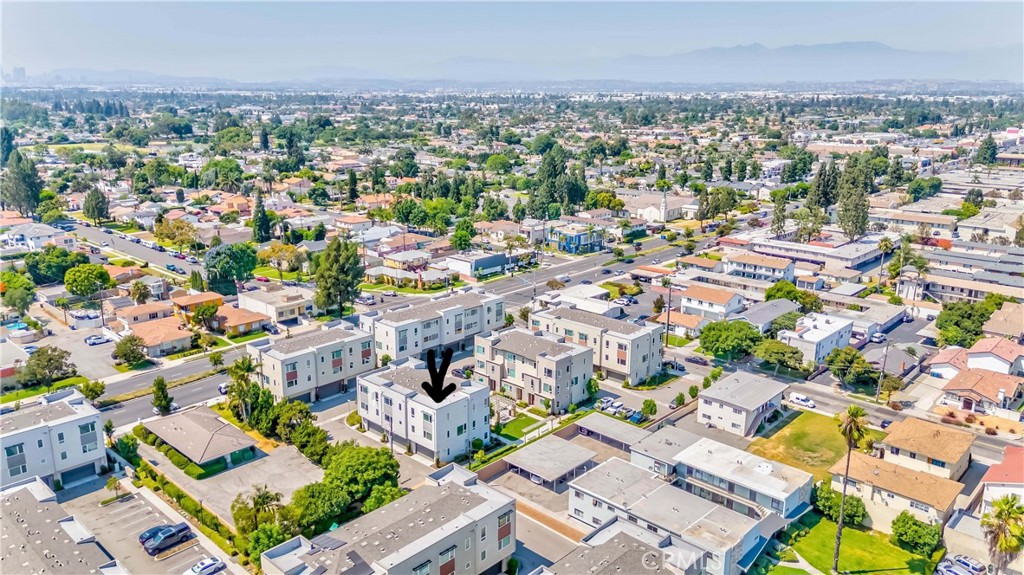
[137,442,323,527]
[319,417,433,489]
[60,478,219,575]
[514,511,578,575]
[674,411,753,450]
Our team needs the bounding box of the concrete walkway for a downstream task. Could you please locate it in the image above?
[788,549,823,575]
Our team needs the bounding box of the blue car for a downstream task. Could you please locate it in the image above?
[628,411,647,424]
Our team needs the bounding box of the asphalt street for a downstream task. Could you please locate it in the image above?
[69,220,205,277]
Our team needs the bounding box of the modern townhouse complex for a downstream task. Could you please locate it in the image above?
[474,328,593,414]
[724,253,795,283]
[359,289,505,362]
[357,357,490,460]
[568,457,767,575]
[248,323,375,402]
[262,465,515,575]
[530,306,664,384]
[0,390,104,488]
[777,313,854,365]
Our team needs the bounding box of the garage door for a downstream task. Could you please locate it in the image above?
[60,462,97,484]
[289,392,312,403]
[318,381,342,399]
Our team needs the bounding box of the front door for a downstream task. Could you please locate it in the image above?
[962,398,974,411]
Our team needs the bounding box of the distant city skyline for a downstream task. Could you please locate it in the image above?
[3,2,1021,83]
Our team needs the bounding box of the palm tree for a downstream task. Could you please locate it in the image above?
[54,297,70,324]
[981,494,1024,575]
[832,405,869,574]
[227,356,259,422]
[909,254,930,303]
[877,236,894,285]
[250,484,283,529]
[128,280,151,304]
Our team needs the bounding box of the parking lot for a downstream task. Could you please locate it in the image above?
[29,304,120,380]
[61,479,217,575]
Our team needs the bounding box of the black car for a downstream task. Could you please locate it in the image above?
[684,356,710,366]
[601,269,612,275]
[265,325,280,335]
[880,419,894,429]
[138,525,171,545]
[622,258,634,264]
[144,523,192,556]
[580,279,592,284]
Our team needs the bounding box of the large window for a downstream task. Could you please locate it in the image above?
[412,561,430,575]
[440,546,456,562]
[4,444,23,457]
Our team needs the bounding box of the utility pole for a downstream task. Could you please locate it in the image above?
[874,341,891,403]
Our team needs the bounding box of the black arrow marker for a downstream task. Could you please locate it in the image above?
[421,347,457,404]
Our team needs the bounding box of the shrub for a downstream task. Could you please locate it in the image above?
[814,484,866,526]
[941,416,959,425]
[964,414,977,424]
[507,557,520,575]
[53,479,63,491]
[471,438,484,451]
[887,402,904,411]
[346,411,362,428]
[162,482,182,502]
[132,424,148,440]
[985,427,997,436]
[890,511,941,556]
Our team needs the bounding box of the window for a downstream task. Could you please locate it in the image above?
[931,459,946,468]
[37,439,44,448]
[423,413,433,423]
[424,430,433,441]
[910,501,930,512]
[60,451,67,461]
[465,538,471,550]
[702,399,711,405]
[79,422,95,434]
[574,490,583,499]
[646,523,659,534]
[412,561,430,575]
[5,444,24,457]
[481,550,486,561]
[331,350,342,359]
[498,511,511,528]
[476,345,485,354]
[499,534,512,550]
[592,518,602,526]
[592,500,602,508]
[890,447,900,456]
[565,329,574,337]
[440,546,456,562]
[457,424,466,436]
[9,464,26,477]
[732,407,742,414]
[909,452,917,460]
[574,508,584,517]
[57,432,64,444]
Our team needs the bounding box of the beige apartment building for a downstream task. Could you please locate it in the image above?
[530,306,664,384]
[248,323,375,402]
[474,328,593,414]
[879,417,974,480]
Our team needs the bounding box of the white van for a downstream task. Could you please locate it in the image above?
[141,240,157,249]
[789,393,816,409]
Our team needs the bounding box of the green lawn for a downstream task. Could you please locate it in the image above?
[747,411,886,482]
[359,281,466,294]
[253,266,299,281]
[768,566,809,575]
[639,372,678,388]
[600,283,622,298]
[114,360,155,373]
[1,376,87,404]
[665,334,692,347]
[792,513,939,575]
[100,222,141,232]
[499,414,541,440]
[227,330,268,343]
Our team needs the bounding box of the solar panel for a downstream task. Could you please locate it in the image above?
[311,533,346,551]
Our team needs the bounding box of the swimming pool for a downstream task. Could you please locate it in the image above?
[5,322,27,330]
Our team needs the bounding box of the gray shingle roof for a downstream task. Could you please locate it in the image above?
[145,406,256,464]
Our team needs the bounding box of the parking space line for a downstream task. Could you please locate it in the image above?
[166,552,205,573]
[110,504,151,519]
[124,515,158,530]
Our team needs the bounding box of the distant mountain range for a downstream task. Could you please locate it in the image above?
[23,41,1024,88]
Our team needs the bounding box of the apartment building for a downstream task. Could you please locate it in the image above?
[530,306,663,384]
[676,284,745,320]
[568,457,766,575]
[674,438,814,523]
[359,289,505,362]
[248,323,375,402]
[724,253,795,283]
[474,328,593,414]
[830,451,961,533]
[879,418,974,481]
[777,313,854,365]
[357,357,489,460]
[262,465,515,575]
[980,446,1023,515]
[697,373,788,437]
[0,390,104,488]
[238,284,318,324]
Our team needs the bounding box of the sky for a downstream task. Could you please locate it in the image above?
[2,2,1021,82]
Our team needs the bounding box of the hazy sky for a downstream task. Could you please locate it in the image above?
[3,2,1021,81]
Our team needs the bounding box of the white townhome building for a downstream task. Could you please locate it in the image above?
[530,305,663,385]
[1,390,104,488]
[777,313,853,365]
[359,289,505,362]
[724,253,795,283]
[248,322,375,402]
[676,285,746,320]
[474,328,593,414]
[357,357,490,461]
[697,372,788,437]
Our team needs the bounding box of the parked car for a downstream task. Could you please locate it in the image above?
[612,298,630,306]
[880,419,893,429]
[935,563,962,575]
[185,256,199,264]
[282,280,297,286]
[23,345,39,355]
[951,555,986,575]
[100,241,110,247]
[902,315,914,323]
[130,237,141,244]
[168,250,180,257]
[265,324,280,335]
[870,333,887,344]
[218,382,229,395]
[624,296,638,304]
[255,276,270,282]
[651,258,660,264]
[451,368,467,378]
[619,407,636,418]
[183,557,225,575]
[556,274,571,283]
[610,401,624,412]
[598,397,613,408]
[789,393,816,409]
[175,253,187,260]
[580,279,592,285]
[669,397,682,409]
[684,356,709,366]
[85,335,111,346]
[165,264,178,273]
[138,525,172,545]
[101,227,113,235]
[144,523,192,556]
[382,290,398,297]
[628,411,647,424]
[622,258,634,264]
[926,314,936,321]
[152,403,181,416]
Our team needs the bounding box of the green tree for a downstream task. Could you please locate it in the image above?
[452,230,472,252]
[688,384,699,399]
[698,320,762,360]
[1,150,43,216]
[347,169,358,202]
[209,351,225,368]
[837,170,870,240]
[24,245,88,284]
[114,334,146,366]
[641,399,657,418]
[314,238,363,317]
[17,346,74,390]
[976,134,998,165]
[115,434,139,460]
[362,483,405,513]
[890,511,941,556]
[586,378,600,400]
[251,191,272,243]
[981,494,1024,575]
[771,194,787,235]
[825,347,875,385]
[832,405,869,574]
[652,294,666,314]
[205,243,258,295]
[485,154,512,174]
[248,523,289,566]
[128,280,151,304]
[768,311,802,338]
[191,301,219,328]
[323,444,400,503]
[103,419,115,446]
[701,158,714,181]
[0,126,14,167]
[754,340,803,374]
[151,376,173,415]
[2,287,33,316]
[259,241,304,281]
[63,264,111,299]
[816,483,867,526]
[78,380,106,401]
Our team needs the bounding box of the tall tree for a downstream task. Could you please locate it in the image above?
[128,280,152,304]
[347,169,358,202]
[259,241,304,281]
[82,187,110,224]
[832,405,869,574]
[976,134,998,165]
[771,193,787,235]
[0,126,15,167]
[151,376,173,415]
[837,177,869,239]
[251,191,272,243]
[1,150,44,216]
[981,494,1024,575]
[258,127,270,151]
[314,238,363,317]
[204,243,258,295]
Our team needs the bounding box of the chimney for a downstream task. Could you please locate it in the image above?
[998,389,1006,404]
